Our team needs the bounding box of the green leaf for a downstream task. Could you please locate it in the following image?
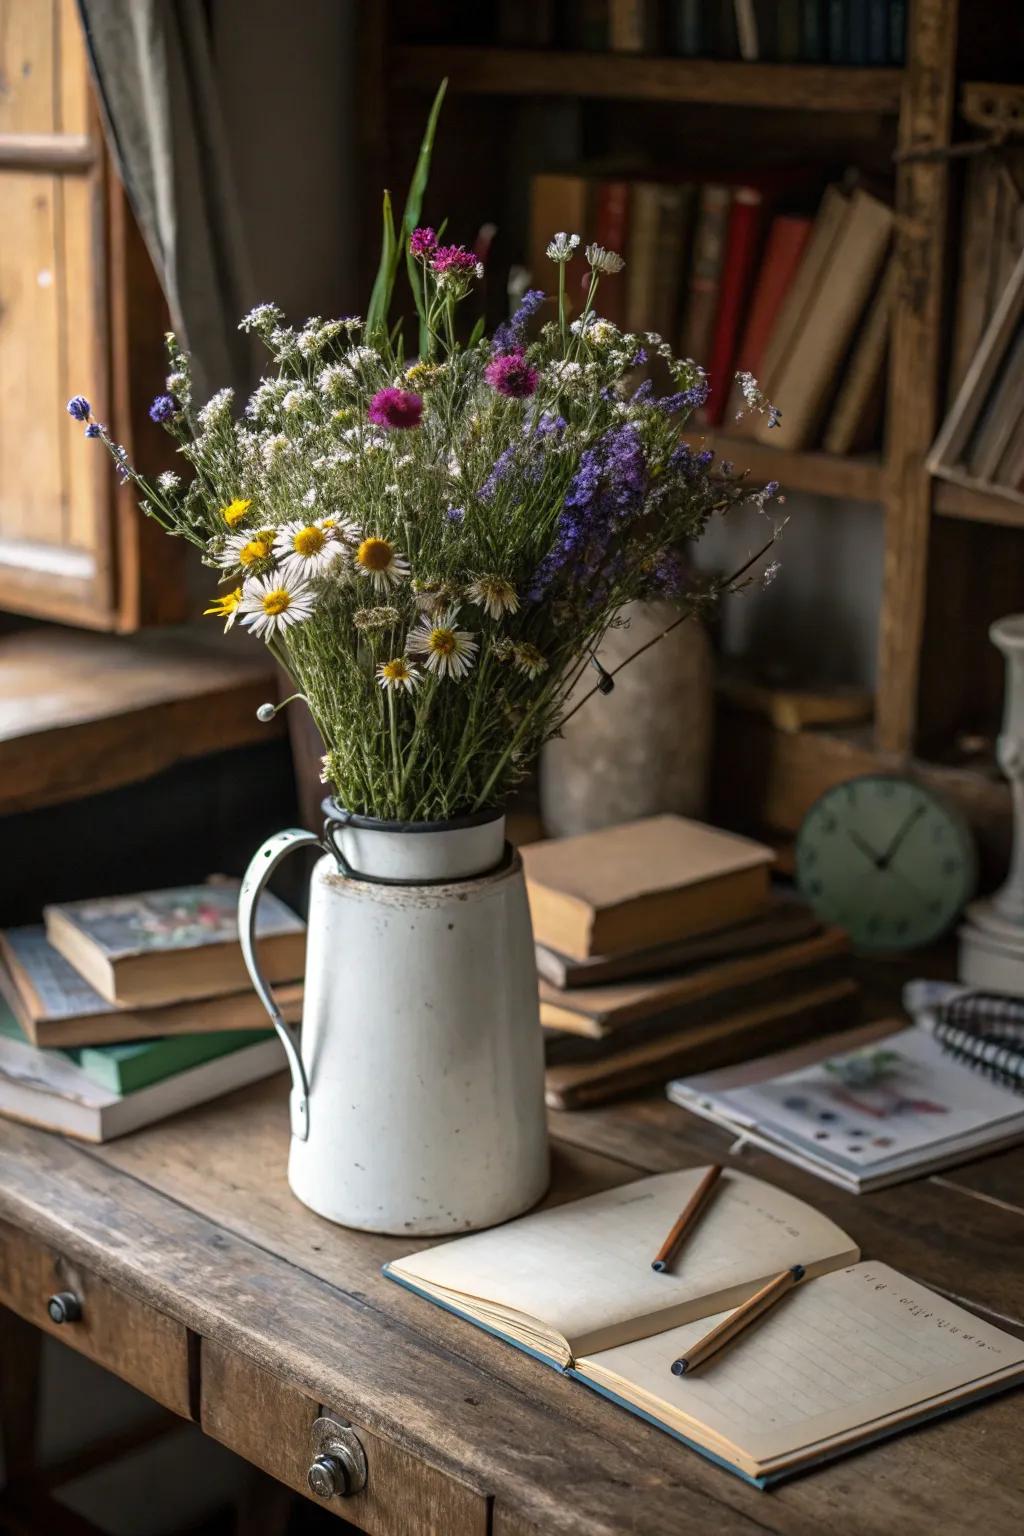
[468,315,486,347]
[367,80,448,343]
[366,190,397,340]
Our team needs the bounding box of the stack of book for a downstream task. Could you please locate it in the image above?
[521,815,858,1109]
[499,2,907,64]
[529,172,893,453]
[0,883,304,1141]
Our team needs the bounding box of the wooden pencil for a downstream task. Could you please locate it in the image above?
[651,1163,723,1273]
[670,1264,805,1375]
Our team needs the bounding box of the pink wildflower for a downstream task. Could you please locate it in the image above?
[431,244,480,276]
[368,388,423,430]
[484,350,539,399]
[409,227,437,258]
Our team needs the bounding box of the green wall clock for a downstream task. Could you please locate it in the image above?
[794,774,977,952]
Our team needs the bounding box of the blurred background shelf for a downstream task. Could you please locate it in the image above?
[391,46,905,114]
[686,434,884,501]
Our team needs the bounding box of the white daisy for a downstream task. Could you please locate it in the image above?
[467,575,519,620]
[216,528,276,571]
[407,608,478,681]
[273,518,345,581]
[238,574,317,639]
[376,657,422,694]
[353,534,410,591]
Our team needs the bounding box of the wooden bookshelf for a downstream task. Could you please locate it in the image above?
[392,46,905,114]
[933,479,1024,529]
[687,434,884,503]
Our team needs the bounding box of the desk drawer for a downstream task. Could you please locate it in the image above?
[201,1340,487,1536]
[0,1219,193,1418]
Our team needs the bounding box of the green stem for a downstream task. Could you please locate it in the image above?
[387,689,402,814]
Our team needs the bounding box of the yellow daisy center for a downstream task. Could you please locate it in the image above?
[261,588,292,617]
[382,659,411,682]
[293,526,326,556]
[222,498,252,527]
[357,537,394,572]
[239,539,270,566]
[429,627,457,656]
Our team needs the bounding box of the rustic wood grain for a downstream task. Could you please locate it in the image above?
[683,432,883,503]
[202,1339,489,1536]
[392,46,905,114]
[1,1075,1022,1532]
[875,0,959,753]
[0,1219,193,1417]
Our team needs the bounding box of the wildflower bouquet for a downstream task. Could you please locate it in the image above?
[70,110,780,824]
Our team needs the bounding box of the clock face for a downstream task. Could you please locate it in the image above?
[795,775,977,953]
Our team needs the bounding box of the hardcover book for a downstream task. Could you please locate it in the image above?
[0,925,301,1047]
[43,882,305,1007]
[386,1167,1024,1485]
[521,815,774,961]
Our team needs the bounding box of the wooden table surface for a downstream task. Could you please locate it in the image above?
[1,1075,1022,1535]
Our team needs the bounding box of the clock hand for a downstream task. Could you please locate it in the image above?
[878,803,926,870]
[847,830,884,870]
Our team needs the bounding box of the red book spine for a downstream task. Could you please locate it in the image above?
[733,214,812,382]
[593,181,631,328]
[701,188,765,426]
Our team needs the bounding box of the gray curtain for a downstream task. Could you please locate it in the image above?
[77,0,255,400]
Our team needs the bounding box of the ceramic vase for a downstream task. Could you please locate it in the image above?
[541,602,714,836]
[238,803,550,1234]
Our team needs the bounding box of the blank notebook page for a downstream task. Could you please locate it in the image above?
[581,1261,1024,1464]
[390,1168,857,1354]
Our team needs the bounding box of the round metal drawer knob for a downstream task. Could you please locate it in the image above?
[47,1291,82,1325]
[307,1417,367,1500]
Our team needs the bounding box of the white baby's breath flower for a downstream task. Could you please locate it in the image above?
[376,657,422,694]
[318,364,351,397]
[301,486,317,507]
[585,244,625,275]
[281,386,310,413]
[407,608,478,681]
[467,575,519,620]
[238,573,317,638]
[274,518,345,581]
[261,433,289,468]
[197,387,234,428]
[546,232,581,264]
[238,303,283,335]
[156,470,180,492]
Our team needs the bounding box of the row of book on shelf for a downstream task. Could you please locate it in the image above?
[1,815,1022,1190]
[491,0,907,64]
[928,149,1024,505]
[530,168,893,454]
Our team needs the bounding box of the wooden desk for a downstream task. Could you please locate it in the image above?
[1,1078,1022,1535]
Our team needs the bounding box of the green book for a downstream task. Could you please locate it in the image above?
[0,1005,263,1095]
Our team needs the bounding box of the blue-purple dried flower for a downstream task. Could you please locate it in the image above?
[148,394,177,423]
[66,395,91,421]
[492,288,545,355]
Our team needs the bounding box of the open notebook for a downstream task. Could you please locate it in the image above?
[385,1168,1024,1486]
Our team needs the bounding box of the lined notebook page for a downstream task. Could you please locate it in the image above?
[390,1168,858,1356]
[581,1261,1024,1465]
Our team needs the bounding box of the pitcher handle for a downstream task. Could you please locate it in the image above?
[239,828,324,1142]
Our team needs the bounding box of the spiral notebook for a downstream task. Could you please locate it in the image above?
[905,980,1024,1092]
[384,1168,1024,1487]
[667,1017,1024,1192]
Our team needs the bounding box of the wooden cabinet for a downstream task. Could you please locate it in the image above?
[0,0,184,631]
[200,1339,489,1536]
[0,1218,194,1417]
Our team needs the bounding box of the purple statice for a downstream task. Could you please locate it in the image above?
[529,423,649,599]
[484,350,539,399]
[431,244,480,276]
[66,395,91,421]
[409,226,437,258]
[647,546,688,599]
[630,347,648,369]
[368,387,423,430]
[534,412,566,438]
[631,379,655,405]
[148,394,176,423]
[491,288,545,355]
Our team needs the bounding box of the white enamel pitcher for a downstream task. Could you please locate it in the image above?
[238,802,550,1234]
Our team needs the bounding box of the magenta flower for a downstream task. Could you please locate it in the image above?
[431,244,480,276]
[484,350,539,399]
[368,387,423,430]
[409,226,437,258]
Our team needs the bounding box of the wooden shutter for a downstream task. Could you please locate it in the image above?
[0,0,184,629]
